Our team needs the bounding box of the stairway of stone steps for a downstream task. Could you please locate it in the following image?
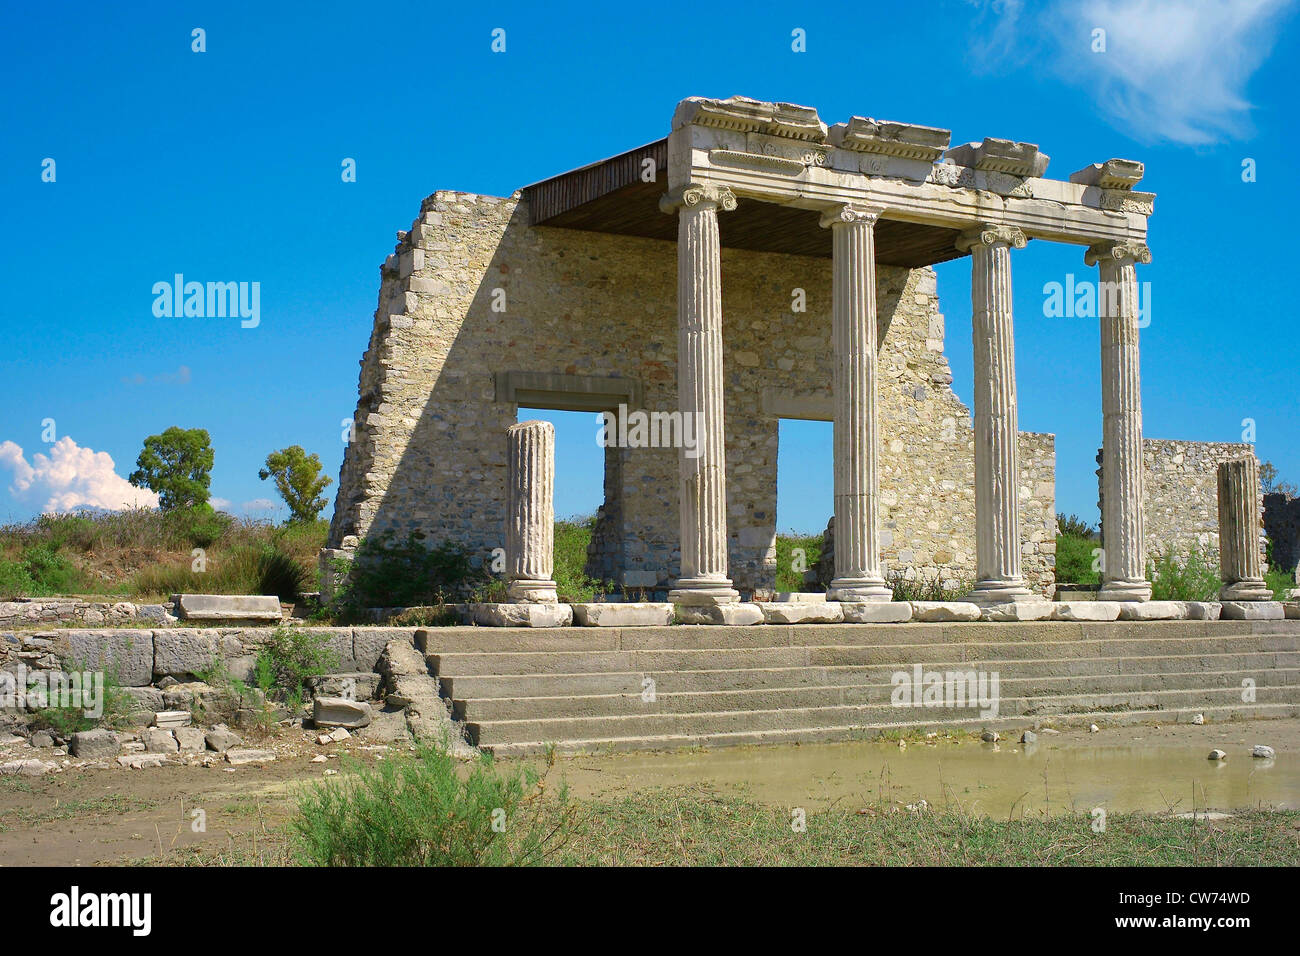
[416,620,1300,756]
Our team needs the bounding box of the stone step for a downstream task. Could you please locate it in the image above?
[480,703,1300,757]
[440,650,1300,699]
[430,635,1300,677]
[418,620,1295,654]
[466,685,1300,747]
[454,667,1300,721]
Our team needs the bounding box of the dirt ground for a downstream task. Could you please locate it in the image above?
[2,716,1297,866]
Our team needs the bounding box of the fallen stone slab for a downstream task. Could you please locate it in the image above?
[174,727,207,752]
[1183,601,1223,620]
[1,758,57,776]
[1117,601,1188,621]
[1252,745,1276,759]
[1049,601,1121,622]
[70,729,120,760]
[204,728,241,753]
[757,602,845,624]
[313,696,373,729]
[909,601,981,622]
[572,603,675,627]
[674,604,765,626]
[142,728,179,754]
[1220,601,1284,621]
[224,748,275,766]
[471,603,574,628]
[979,601,1053,622]
[117,754,166,769]
[170,594,282,623]
[153,710,191,728]
[839,601,913,624]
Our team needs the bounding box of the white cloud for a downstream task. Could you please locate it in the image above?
[0,437,159,514]
[242,498,277,513]
[209,496,232,511]
[968,0,1292,145]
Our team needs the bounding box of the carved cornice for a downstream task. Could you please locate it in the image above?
[818,203,886,229]
[672,95,828,142]
[1084,240,1152,267]
[658,183,738,215]
[945,138,1050,178]
[1070,159,1144,190]
[828,117,951,163]
[956,225,1028,253]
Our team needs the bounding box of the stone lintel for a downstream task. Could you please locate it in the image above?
[944,138,1050,178]
[760,387,833,422]
[828,117,951,163]
[494,371,643,412]
[1069,159,1145,190]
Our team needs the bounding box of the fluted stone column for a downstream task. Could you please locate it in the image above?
[1088,240,1153,601]
[660,184,739,605]
[958,225,1034,605]
[1218,456,1271,601]
[505,420,557,603]
[822,203,892,602]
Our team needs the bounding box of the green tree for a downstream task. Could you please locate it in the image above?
[259,445,333,523]
[129,427,215,510]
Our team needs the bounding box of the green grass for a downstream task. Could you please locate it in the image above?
[1266,566,1295,600]
[143,780,1300,867]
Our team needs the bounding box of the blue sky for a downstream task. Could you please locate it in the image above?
[1,0,1296,534]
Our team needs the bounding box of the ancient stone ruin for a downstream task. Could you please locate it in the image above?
[323,94,1276,623]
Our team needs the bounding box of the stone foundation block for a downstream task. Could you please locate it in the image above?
[675,604,765,626]
[980,601,1053,622]
[909,601,981,622]
[62,629,154,686]
[572,603,675,627]
[1220,601,1284,621]
[70,729,120,760]
[771,593,828,603]
[1284,602,1300,620]
[352,627,414,670]
[1117,601,1188,621]
[839,601,913,623]
[171,594,282,623]
[472,603,574,628]
[757,602,844,624]
[1183,601,1223,620]
[142,728,179,753]
[1049,601,1121,622]
[153,630,244,680]
[174,727,207,752]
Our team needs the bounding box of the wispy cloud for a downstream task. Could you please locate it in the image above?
[122,364,192,387]
[968,0,1293,145]
[0,437,159,513]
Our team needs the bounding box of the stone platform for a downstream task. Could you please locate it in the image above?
[420,618,1300,756]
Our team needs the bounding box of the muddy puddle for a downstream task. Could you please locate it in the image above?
[556,719,1300,817]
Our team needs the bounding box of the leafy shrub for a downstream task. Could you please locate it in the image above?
[1147,549,1220,601]
[554,516,610,603]
[334,532,491,612]
[1056,512,1098,539]
[0,559,39,598]
[253,626,339,710]
[165,503,231,548]
[291,743,573,866]
[1264,566,1294,600]
[1055,532,1100,586]
[774,533,823,593]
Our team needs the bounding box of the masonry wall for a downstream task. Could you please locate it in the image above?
[1099,438,1258,566]
[330,190,1057,596]
[1264,492,1300,576]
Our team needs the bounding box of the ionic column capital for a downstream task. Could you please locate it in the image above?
[659,183,738,215]
[818,202,886,230]
[1085,240,1152,267]
[956,224,1027,253]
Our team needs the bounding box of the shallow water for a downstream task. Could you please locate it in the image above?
[558,720,1300,817]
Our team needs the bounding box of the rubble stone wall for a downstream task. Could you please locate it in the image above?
[329,190,1057,596]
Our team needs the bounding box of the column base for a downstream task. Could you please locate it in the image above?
[1219,580,1274,602]
[1099,579,1152,603]
[968,580,1035,606]
[668,579,739,606]
[507,580,558,604]
[829,577,893,603]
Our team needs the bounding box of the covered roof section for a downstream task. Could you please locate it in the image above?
[522,96,1151,267]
